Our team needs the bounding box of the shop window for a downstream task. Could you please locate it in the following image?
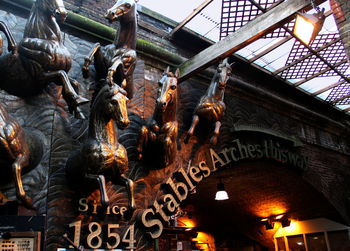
[276,237,286,251]
[305,232,327,251]
[287,235,306,251]
[328,230,350,251]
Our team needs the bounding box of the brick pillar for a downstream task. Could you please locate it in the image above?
[330,0,350,62]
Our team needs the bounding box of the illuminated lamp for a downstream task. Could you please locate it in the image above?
[261,218,275,230]
[281,216,291,228]
[215,181,229,200]
[293,7,325,45]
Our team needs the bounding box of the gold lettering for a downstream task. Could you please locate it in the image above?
[162,194,179,213]
[209,148,226,171]
[78,198,88,212]
[198,161,211,177]
[177,167,195,191]
[153,200,170,222]
[112,206,120,215]
[189,165,203,183]
[141,208,164,239]
[166,178,188,202]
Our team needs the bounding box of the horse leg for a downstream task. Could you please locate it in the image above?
[107,57,124,87]
[86,174,109,207]
[42,70,89,119]
[136,126,149,160]
[117,174,135,212]
[184,115,199,144]
[0,21,17,53]
[210,121,221,145]
[12,154,33,208]
[82,43,101,78]
[163,136,174,167]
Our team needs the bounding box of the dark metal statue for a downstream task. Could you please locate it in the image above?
[82,0,137,99]
[0,104,32,208]
[184,58,232,145]
[66,84,135,211]
[137,67,179,167]
[0,0,88,119]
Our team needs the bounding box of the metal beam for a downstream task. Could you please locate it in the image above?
[312,80,346,96]
[177,0,325,82]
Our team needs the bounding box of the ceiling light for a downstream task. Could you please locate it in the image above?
[215,181,229,200]
[293,7,325,45]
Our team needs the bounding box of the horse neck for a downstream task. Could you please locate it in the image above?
[24,3,62,41]
[206,74,225,100]
[114,10,137,49]
[88,108,118,145]
[154,98,177,124]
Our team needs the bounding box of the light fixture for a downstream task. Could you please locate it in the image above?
[215,180,229,200]
[261,218,275,230]
[261,214,291,230]
[293,2,325,45]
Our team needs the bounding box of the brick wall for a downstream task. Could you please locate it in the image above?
[65,0,111,25]
[330,0,350,61]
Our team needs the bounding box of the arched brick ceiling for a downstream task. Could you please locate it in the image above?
[184,159,343,249]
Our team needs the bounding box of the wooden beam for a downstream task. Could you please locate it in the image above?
[167,0,213,38]
[178,0,325,82]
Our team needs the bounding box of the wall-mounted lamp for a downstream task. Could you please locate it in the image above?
[261,218,275,230]
[293,2,325,45]
[261,214,291,230]
[293,10,325,44]
[215,180,229,200]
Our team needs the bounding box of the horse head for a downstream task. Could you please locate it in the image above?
[156,67,179,113]
[37,0,68,22]
[217,58,233,89]
[105,0,137,23]
[97,84,130,130]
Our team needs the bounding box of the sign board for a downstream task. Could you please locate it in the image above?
[0,232,40,251]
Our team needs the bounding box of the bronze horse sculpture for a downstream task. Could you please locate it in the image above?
[82,0,137,99]
[66,84,135,211]
[0,103,40,208]
[0,0,88,119]
[137,67,179,168]
[184,58,232,145]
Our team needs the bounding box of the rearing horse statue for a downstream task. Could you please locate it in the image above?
[0,0,88,119]
[137,67,179,168]
[66,84,135,211]
[184,58,232,145]
[82,0,137,99]
[0,104,34,208]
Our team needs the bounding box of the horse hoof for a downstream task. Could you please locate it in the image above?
[82,67,89,78]
[75,96,89,106]
[210,136,218,145]
[74,109,86,120]
[19,195,35,209]
[184,134,190,144]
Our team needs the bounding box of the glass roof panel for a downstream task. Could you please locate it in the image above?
[298,76,340,93]
[139,0,205,23]
[139,0,350,112]
[185,0,222,42]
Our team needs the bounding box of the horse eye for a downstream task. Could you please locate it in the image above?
[125,3,131,8]
[170,85,177,90]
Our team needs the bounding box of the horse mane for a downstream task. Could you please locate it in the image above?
[23,0,61,41]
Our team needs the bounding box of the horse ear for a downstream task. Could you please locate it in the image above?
[175,68,180,78]
[164,66,170,74]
